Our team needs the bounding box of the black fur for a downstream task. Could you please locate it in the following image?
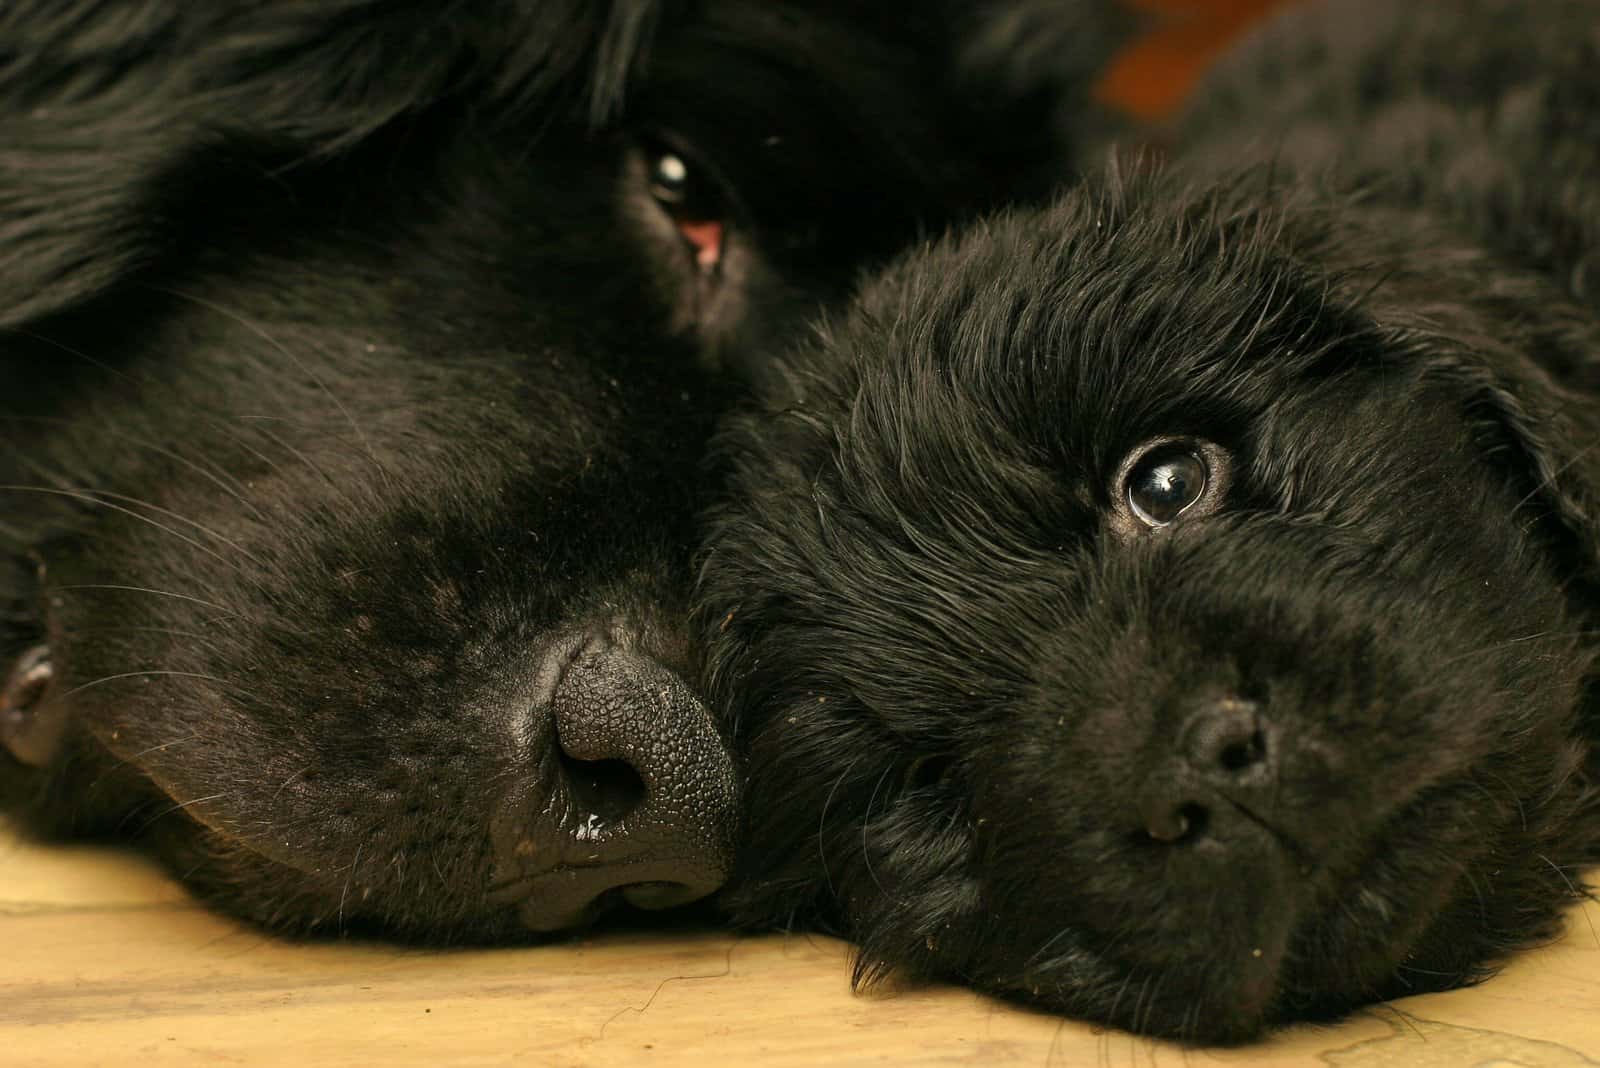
[0,1,1048,940]
[699,0,1600,1042]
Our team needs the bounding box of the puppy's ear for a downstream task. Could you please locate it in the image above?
[1418,330,1600,738]
[0,0,661,327]
[1429,348,1600,589]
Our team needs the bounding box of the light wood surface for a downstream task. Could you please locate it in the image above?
[2,821,1596,1067]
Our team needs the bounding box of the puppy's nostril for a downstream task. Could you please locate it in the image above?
[1181,698,1270,779]
[1218,731,1266,773]
[558,752,646,826]
[1143,797,1209,844]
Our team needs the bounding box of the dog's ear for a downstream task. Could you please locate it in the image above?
[1,551,66,790]
[0,0,662,328]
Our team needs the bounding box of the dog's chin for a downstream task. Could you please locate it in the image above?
[34,606,738,941]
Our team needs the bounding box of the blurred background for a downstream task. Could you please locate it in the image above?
[1098,0,1289,119]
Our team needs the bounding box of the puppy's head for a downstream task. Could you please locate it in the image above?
[700,170,1600,1039]
[0,0,1035,938]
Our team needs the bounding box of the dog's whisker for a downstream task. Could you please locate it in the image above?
[127,734,202,761]
[338,841,366,933]
[54,583,237,616]
[233,417,363,503]
[55,669,231,703]
[12,328,144,388]
[0,414,265,520]
[147,283,387,480]
[0,484,259,573]
[270,766,315,802]
[134,792,233,836]
[60,625,216,644]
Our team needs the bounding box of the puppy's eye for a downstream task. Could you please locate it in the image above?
[1127,449,1208,527]
[1111,439,1230,536]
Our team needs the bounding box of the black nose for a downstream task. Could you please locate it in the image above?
[492,638,738,931]
[1139,698,1272,844]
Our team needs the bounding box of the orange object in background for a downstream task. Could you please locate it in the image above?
[1097,0,1291,120]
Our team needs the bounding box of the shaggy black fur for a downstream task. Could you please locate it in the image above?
[699,0,1600,1042]
[0,0,1061,940]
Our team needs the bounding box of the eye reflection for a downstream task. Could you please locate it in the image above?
[1126,449,1208,527]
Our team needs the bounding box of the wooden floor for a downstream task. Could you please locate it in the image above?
[3,821,1597,1066]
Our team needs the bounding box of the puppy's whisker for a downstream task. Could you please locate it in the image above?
[1413,630,1589,680]
[860,763,896,897]
[1024,925,1077,970]
[817,754,866,900]
[1511,436,1600,518]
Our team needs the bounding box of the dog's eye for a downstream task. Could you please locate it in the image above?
[642,142,723,221]
[635,139,729,274]
[649,150,692,207]
[1127,450,1206,526]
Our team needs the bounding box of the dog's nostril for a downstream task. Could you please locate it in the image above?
[558,752,646,826]
[494,637,739,933]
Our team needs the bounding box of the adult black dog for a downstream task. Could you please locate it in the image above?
[699,0,1600,1042]
[0,0,1051,940]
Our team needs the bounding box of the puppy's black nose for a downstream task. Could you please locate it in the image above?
[1140,698,1272,844]
[493,638,738,931]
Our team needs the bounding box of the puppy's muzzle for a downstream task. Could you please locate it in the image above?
[490,635,738,931]
[1137,697,1277,846]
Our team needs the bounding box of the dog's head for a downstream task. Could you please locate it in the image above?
[0,0,1035,938]
[700,168,1600,1039]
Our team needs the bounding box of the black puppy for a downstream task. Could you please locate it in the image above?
[0,1,1029,939]
[700,0,1600,1041]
